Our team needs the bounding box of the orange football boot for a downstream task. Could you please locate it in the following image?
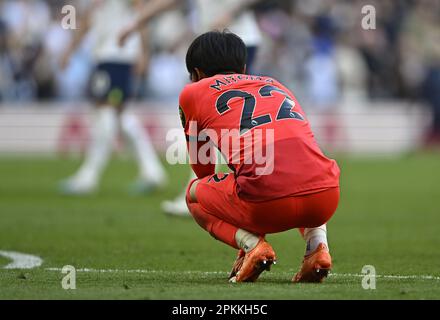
[229,239,276,283]
[293,243,332,283]
[228,249,245,280]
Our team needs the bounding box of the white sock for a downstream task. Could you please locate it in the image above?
[303,224,328,255]
[74,107,117,184]
[120,110,166,184]
[235,229,260,253]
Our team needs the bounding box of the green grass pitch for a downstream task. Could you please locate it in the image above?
[0,152,440,299]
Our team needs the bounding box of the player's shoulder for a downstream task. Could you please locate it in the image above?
[262,76,295,95]
[179,82,198,108]
[179,75,223,106]
[258,75,285,88]
[179,77,210,97]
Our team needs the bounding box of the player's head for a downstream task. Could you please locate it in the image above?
[186,30,247,82]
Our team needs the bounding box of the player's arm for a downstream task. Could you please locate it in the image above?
[183,117,216,179]
[134,26,151,77]
[59,2,94,70]
[119,0,179,47]
[186,136,216,179]
[179,89,216,179]
[210,0,262,30]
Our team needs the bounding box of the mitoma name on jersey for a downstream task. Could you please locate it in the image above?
[209,75,275,91]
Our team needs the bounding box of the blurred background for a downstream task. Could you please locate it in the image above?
[0,0,439,155]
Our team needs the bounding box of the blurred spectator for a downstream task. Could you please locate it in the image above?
[0,18,14,101]
[304,14,340,109]
[43,1,92,101]
[254,2,311,97]
[0,0,438,125]
[400,0,440,145]
[355,0,403,99]
[0,0,52,101]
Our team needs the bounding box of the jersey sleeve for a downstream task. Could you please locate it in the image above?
[179,83,216,179]
[178,84,199,138]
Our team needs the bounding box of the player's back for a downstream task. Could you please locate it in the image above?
[179,74,340,202]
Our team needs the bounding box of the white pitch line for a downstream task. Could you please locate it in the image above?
[331,273,440,281]
[0,250,43,269]
[45,268,225,275]
[44,268,440,281]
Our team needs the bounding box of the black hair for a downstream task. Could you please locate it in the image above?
[186,30,247,78]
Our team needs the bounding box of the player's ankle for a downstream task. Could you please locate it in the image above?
[304,225,328,255]
[235,229,260,253]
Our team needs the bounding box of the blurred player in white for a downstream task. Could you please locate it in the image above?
[59,0,167,195]
[119,0,262,214]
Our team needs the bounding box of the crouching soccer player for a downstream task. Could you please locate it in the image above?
[180,31,340,283]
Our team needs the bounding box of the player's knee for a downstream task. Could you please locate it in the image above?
[186,179,199,203]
